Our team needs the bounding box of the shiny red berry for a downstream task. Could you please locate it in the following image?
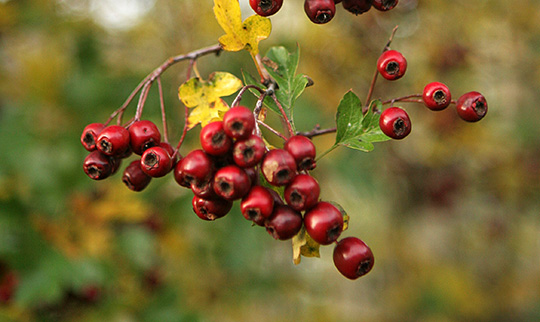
[83,150,115,180]
[284,174,320,212]
[191,179,217,199]
[128,120,161,155]
[304,0,336,24]
[333,237,374,280]
[265,205,303,240]
[342,0,372,15]
[160,142,179,165]
[379,107,411,140]
[304,201,344,245]
[241,186,275,224]
[141,146,173,177]
[249,0,283,17]
[244,166,259,187]
[81,123,105,151]
[284,135,316,171]
[377,50,407,81]
[223,106,255,140]
[423,82,452,111]
[213,165,251,201]
[192,196,232,221]
[261,149,297,186]
[200,121,232,156]
[233,134,266,168]
[174,149,214,188]
[97,125,130,157]
[122,160,151,191]
[371,0,398,11]
[456,91,488,122]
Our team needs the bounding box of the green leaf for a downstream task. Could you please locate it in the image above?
[242,70,279,113]
[333,93,390,152]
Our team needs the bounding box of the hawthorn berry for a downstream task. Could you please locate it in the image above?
[284,135,317,171]
[160,142,179,164]
[122,159,152,191]
[83,150,115,180]
[244,166,260,187]
[379,107,412,140]
[249,0,283,17]
[261,149,298,186]
[304,201,344,245]
[174,149,214,188]
[304,0,336,24]
[333,237,374,280]
[81,123,105,151]
[141,146,173,177]
[423,82,452,111]
[200,121,232,156]
[233,134,266,168]
[240,185,275,224]
[223,106,256,140]
[192,196,232,221]
[191,178,217,199]
[371,0,398,11]
[213,165,251,200]
[97,125,131,157]
[456,91,488,122]
[265,205,303,240]
[284,174,320,212]
[128,120,161,155]
[342,0,372,15]
[377,49,407,81]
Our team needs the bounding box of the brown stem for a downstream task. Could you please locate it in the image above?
[232,84,265,108]
[270,92,293,137]
[296,125,337,138]
[258,120,287,141]
[157,77,169,143]
[381,94,422,105]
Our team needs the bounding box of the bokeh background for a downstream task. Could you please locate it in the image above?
[1,0,540,321]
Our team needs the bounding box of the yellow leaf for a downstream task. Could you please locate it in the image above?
[213,0,272,56]
[292,226,320,265]
[187,99,230,130]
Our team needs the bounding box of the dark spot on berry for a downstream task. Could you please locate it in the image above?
[260,0,273,11]
[299,158,316,171]
[99,139,112,153]
[231,121,244,133]
[393,118,408,136]
[142,140,157,153]
[247,209,260,220]
[88,165,101,179]
[212,132,226,147]
[83,132,95,147]
[433,90,447,104]
[144,153,159,169]
[266,226,278,239]
[243,147,254,162]
[385,61,400,75]
[473,99,487,117]
[122,176,133,189]
[276,169,291,183]
[357,259,373,277]
[316,12,331,23]
[326,223,342,242]
[382,0,397,9]
[290,191,303,206]
[218,180,232,195]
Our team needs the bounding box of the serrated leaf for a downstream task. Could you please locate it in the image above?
[292,226,320,265]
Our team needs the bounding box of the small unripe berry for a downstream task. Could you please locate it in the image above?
[379,107,412,140]
[223,106,256,140]
[284,135,317,171]
[261,149,297,186]
[265,205,303,240]
[128,120,161,155]
[333,237,374,280]
[456,91,488,122]
[81,123,105,152]
[377,50,407,81]
[304,201,344,245]
[200,121,232,156]
[304,0,336,24]
[249,0,283,17]
[97,125,131,157]
[423,82,452,111]
[141,146,173,177]
[122,159,152,191]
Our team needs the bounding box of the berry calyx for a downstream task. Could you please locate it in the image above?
[261,149,298,186]
[249,0,283,16]
[174,149,214,188]
[122,159,152,191]
[223,106,256,140]
[371,0,398,11]
[304,0,336,24]
[333,237,374,280]
[304,201,344,245]
[213,165,251,201]
[129,120,161,155]
[342,0,372,15]
[232,134,266,168]
[96,125,131,157]
[81,123,105,152]
[240,186,275,224]
[423,82,452,111]
[192,196,232,221]
[200,121,232,156]
[265,205,303,240]
[140,146,173,177]
[284,135,317,171]
[284,174,320,212]
[83,150,115,180]
[377,50,407,81]
[379,107,412,140]
[456,91,488,122]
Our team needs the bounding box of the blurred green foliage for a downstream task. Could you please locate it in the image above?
[1,0,540,321]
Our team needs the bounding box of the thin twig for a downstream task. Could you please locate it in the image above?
[232,84,265,107]
[157,77,169,143]
[257,120,287,141]
[296,126,337,138]
[271,92,294,137]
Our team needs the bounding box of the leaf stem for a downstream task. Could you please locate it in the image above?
[316,145,338,162]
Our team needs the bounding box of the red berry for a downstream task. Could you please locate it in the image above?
[128,120,161,155]
[284,174,320,211]
[342,0,372,15]
[200,121,232,156]
[97,125,131,157]
[249,0,283,16]
[213,165,251,201]
[83,150,115,180]
[371,0,398,11]
[0,271,18,303]
[304,201,344,245]
[244,166,260,187]
[456,91,488,122]
[261,149,297,186]
[122,160,151,191]
[265,205,303,240]
[191,179,217,199]
[160,142,179,165]
[223,106,255,140]
[174,150,214,188]
[140,146,173,177]
[284,135,317,171]
[379,107,411,140]
[304,0,336,24]
[192,196,232,221]
[423,82,452,111]
[377,50,407,81]
[333,237,374,280]
[240,186,275,224]
[233,134,266,168]
[81,123,105,151]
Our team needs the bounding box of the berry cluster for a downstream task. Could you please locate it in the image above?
[374,49,488,140]
[250,0,398,24]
